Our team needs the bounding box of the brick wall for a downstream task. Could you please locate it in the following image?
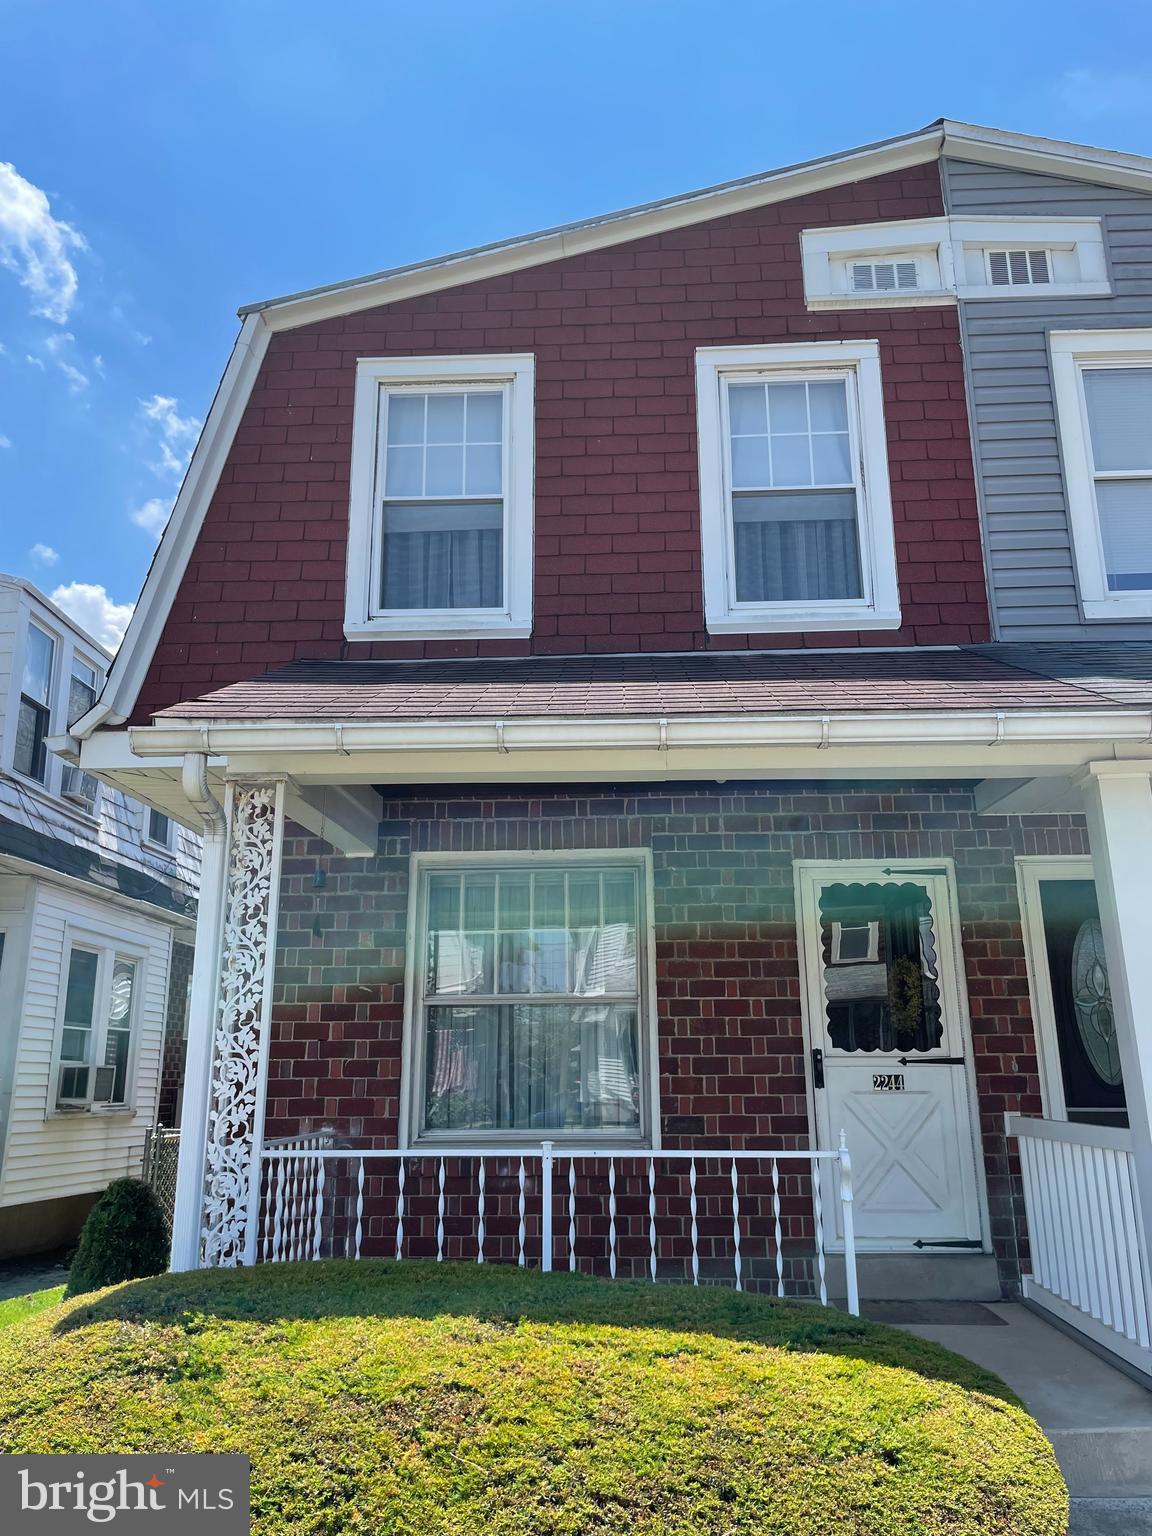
[267,780,1088,1293]
[157,939,194,1127]
[134,162,990,722]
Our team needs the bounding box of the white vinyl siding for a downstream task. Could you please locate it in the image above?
[0,883,172,1209]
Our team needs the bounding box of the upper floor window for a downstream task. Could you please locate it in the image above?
[345,355,535,640]
[146,808,172,848]
[61,655,100,809]
[14,623,55,782]
[1051,329,1152,620]
[695,341,901,633]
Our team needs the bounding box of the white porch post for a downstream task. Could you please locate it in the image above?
[169,777,287,1270]
[1081,763,1152,1259]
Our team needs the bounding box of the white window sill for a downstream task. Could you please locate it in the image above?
[345,615,532,642]
[49,1105,137,1120]
[705,606,903,635]
[2,769,99,825]
[1083,595,1152,620]
[962,281,1112,301]
[806,290,956,311]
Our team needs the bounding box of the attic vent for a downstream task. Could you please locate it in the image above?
[988,249,1051,286]
[852,260,919,293]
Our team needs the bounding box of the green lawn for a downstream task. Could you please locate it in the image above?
[0,1261,1067,1536]
[0,1283,65,1331]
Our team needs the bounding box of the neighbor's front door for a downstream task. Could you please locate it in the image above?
[797,863,985,1252]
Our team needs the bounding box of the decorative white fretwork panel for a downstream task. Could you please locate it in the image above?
[200,781,284,1266]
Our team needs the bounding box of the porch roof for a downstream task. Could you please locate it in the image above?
[149,643,1152,724]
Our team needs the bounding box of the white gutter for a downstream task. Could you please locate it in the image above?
[180,751,225,832]
[128,708,1152,758]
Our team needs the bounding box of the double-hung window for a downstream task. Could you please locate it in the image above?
[406,857,653,1144]
[61,656,101,808]
[696,342,901,632]
[346,355,535,639]
[55,938,141,1111]
[14,623,56,782]
[1052,330,1152,619]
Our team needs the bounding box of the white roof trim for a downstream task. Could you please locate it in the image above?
[71,312,271,739]
[940,119,1152,192]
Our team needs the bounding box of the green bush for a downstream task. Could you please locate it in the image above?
[2,1262,1066,1535]
[64,1177,169,1296]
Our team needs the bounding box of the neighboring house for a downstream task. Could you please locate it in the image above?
[66,120,1152,1378]
[0,576,199,1256]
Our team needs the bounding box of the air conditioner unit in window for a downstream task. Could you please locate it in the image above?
[92,1065,118,1104]
[851,260,919,293]
[61,765,98,808]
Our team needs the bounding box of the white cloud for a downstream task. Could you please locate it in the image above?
[28,543,58,565]
[24,353,44,370]
[130,496,172,537]
[1055,68,1152,118]
[56,359,88,393]
[0,433,11,450]
[140,393,201,479]
[0,162,86,324]
[50,582,134,650]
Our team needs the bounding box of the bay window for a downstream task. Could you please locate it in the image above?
[406,857,654,1143]
[695,342,901,632]
[346,355,535,640]
[1052,330,1152,619]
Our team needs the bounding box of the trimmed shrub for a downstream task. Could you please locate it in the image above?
[65,1178,169,1296]
[1,1261,1065,1535]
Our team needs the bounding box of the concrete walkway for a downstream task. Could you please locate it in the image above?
[894,1302,1152,1535]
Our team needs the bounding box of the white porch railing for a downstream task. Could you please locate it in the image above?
[256,1140,859,1314]
[1008,1113,1152,1374]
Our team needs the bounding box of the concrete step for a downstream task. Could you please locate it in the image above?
[1070,1498,1152,1534]
[826,1251,1002,1301]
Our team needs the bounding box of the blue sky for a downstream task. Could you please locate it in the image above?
[1,0,1150,647]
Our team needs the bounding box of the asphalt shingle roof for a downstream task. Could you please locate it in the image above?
[148,644,1152,723]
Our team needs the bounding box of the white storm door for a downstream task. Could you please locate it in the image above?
[797,863,985,1252]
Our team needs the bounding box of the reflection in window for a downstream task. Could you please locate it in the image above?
[819,882,943,1053]
[420,866,642,1134]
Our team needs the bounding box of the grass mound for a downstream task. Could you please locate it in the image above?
[0,1261,1066,1535]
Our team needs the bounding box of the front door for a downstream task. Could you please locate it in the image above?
[797,862,985,1252]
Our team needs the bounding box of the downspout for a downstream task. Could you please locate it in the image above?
[181,751,225,833]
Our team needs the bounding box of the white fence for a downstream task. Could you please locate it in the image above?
[256,1140,859,1314]
[1008,1113,1152,1374]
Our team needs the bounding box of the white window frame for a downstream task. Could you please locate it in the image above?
[400,849,660,1149]
[345,354,535,640]
[1051,328,1152,620]
[49,924,146,1117]
[12,619,58,788]
[695,341,901,633]
[143,806,174,851]
[801,216,1109,310]
[1015,856,1097,1122]
[5,602,106,810]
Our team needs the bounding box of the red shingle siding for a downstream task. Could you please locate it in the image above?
[134,164,990,723]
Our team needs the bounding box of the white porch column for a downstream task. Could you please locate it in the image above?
[1081,763,1152,1255]
[169,778,287,1270]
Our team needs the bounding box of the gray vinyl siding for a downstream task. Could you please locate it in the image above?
[943,158,1152,640]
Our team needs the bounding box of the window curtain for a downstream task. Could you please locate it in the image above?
[734,516,862,603]
[382,526,503,610]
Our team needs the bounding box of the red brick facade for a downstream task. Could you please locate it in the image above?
[266,782,1087,1294]
[133,162,989,723]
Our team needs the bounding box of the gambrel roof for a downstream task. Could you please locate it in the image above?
[70,119,1152,741]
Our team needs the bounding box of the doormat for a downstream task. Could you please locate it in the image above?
[860,1301,1008,1325]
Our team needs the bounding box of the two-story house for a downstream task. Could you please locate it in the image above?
[0,575,199,1255]
[64,120,1152,1376]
